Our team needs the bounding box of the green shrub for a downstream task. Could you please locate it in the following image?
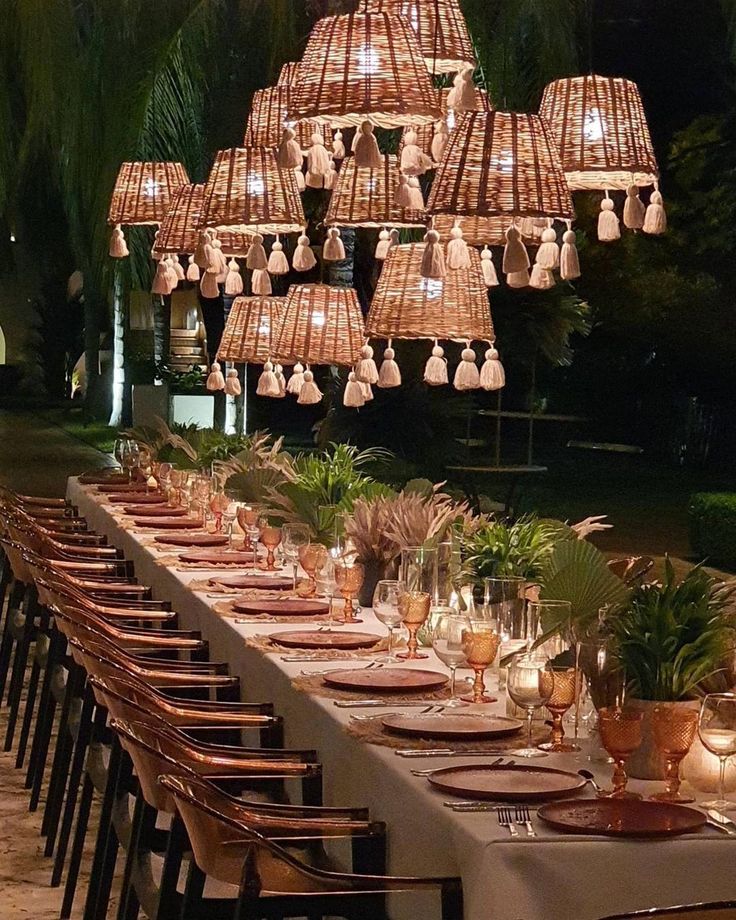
[689,493,736,570]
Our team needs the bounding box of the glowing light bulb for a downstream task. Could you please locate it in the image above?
[143,178,160,198]
[311,311,326,328]
[584,107,606,142]
[420,278,443,300]
[356,43,380,76]
[247,172,265,196]
[400,1,420,31]
[446,110,456,131]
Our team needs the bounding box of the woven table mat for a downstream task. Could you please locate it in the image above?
[291,672,453,703]
[345,715,549,751]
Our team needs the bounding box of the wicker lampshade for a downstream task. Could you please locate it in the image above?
[108,161,189,225]
[153,184,252,257]
[427,110,573,223]
[288,12,442,129]
[432,213,545,247]
[398,86,491,160]
[277,61,300,87]
[364,0,475,74]
[366,242,493,341]
[324,155,425,229]
[217,296,286,363]
[244,85,330,151]
[539,75,658,190]
[271,284,365,366]
[199,147,306,235]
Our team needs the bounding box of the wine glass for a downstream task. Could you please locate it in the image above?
[507,654,553,758]
[597,707,643,799]
[315,552,338,625]
[282,523,311,590]
[121,441,140,483]
[113,437,129,473]
[157,462,172,494]
[396,590,431,660]
[372,579,405,664]
[222,499,240,549]
[299,543,327,595]
[209,491,229,532]
[461,620,501,703]
[259,522,282,572]
[334,560,365,624]
[168,468,184,507]
[237,505,261,563]
[432,612,471,706]
[650,707,698,804]
[538,638,581,753]
[698,693,736,810]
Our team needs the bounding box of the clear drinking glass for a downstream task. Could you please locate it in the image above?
[113,437,130,472]
[507,653,553,758]
[122,441,140,483]
[432,612,471,707]
[482,576,526,640]
[222,499,239,549]
[282,523,311,590]
[315,552,338,625]
[400,546,438,596]
[698,693,736,810]
[372,579,406,663]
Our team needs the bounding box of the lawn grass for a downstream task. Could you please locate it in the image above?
[40,404,119,455]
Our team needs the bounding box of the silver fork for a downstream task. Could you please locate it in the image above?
[515,804,535,837]
[497,807,519,837]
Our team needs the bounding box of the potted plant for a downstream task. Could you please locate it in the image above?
[609,558,736,779]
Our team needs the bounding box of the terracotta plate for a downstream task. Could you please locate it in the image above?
[98,483,153,493]
[427,765,587,801]
[323,668,448,693]
[124,505,188,517]
[382,713,523,740]
[109,493,166,505]
[79,471,129,485]
[232,599,329,617]
[179,549,254,564]
[270,630,380,650]
[155,533,229,548]
[135,518,203,529]
[537,799,707,838]
[209,574,292,590]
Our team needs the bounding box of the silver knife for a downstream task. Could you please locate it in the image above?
[707,810,736,836]
[334,700,445,708]
[396,749,510,758]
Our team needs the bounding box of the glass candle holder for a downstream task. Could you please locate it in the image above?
[334,560,365,623]
[461,621,501,703]
[397,590,432,660]
[597,707,643,799]
[650,707,698,804]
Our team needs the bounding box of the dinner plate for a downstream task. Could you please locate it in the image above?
[323,668,448,694]
[231,599,329,617]
[537,799,707,838]
[124,505,188,517]
[382,713,523,740]
[179,549,255,564]
[155,533,230,548]
[108,493,167,505]
[98,482,153,494]
[427,764,587,801]
[79,471,129,485]
[134,517,203,529]
[209,574,292,590]
[269,630,380,650]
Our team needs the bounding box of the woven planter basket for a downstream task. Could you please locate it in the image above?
[153,184,252,257]
[272,284,365,366]
[324,154,426,228]
[366,242,494,341]
[244,85,330,151]
[398,86,491,160]
[427,110,573,222]
[108,161,189,225]
[217,296,287,363]
[278,61,301,87]
[364,0,475,74]
[288,12,441,129]
[432,213,545,247]
[539,74,659,190]
[199,147,306,235]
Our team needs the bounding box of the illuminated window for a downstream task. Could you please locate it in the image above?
[583,107,606,142]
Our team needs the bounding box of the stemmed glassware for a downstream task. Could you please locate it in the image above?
[259,521,282,571]
[432,612,471,706]
[372,580,405,664]
[597,707,643,799]
[396,590,431,660]
[282,524,311,590]
[461,620,501,703]
[221,497,240,549]
[121,441,140,483]
[698,693,736,810]
[113,437,130,474]
[156,462,172,495]
[236,506,262,569]
[507,654,553,757]
[315,552,337,625]
[650,707,698,803]
[538,636,581,753]
[209,491,230,532]
[334,560,365,624]
[299,543,327,595]
[168,468,184,507]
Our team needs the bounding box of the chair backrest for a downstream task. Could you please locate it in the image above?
[600,905,736,920]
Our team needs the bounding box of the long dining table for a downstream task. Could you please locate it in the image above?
[68,477,734,920]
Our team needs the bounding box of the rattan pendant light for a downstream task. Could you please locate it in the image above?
[244,86,332,158]
[277,61,301,87]
[364,0,475,75]
[108,161,189,258]
[427,110,576,289]
[365,242,504,391]
[218,295,286,363]
[539,74,665,240]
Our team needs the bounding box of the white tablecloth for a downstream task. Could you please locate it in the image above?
[68,478,734,920]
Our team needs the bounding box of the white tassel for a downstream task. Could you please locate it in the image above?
[324,162,338,190]
[395,174,411,209]
[624,185,646,230]
[246,233,268,270]
[152,259,172,295]
[431,121,449,164]
[502,226,530,274]
[286,362,305,395]
[643,189,667,235]
[480,246,499,287]
[293,167,306,192]
[194,231,210,268]
[447,225,471,270]
[480,345,505,391]
[251,268,272,295]
[323,227,346,261]
[224,259,244,295]
[354,121,382,169]
[332,130,346,159]
[206,362,225,391]
[388,229,400,253]
[560,229,581,281]
[423,343,448,386]
[224,368,242,396]
[293,235,317,272]
[267,238,289,275]
[186,255,200,282]
[165,257,179,290]
[306,132,331,187]
[598,196,621,241]
[278,127,303,170]
[200,271,219,298]
[274,364,286,398]
[529,263,555,290]
[420,229,446,280]
[375,229,391,260]
[400,129,432,176]
[506,269,530,289]
[256,361,280,397]
[212,239,228,281]
[406,176,425,211]
[171,254,186,281]
[343,372,365,408]
[355,344,379,384]
[297,370,322,405]
[109,224,129,258]
[535,228,560,270]
[453,347,480,390]
[447,67,475,112]
[361,381,374,402]
[377,346,401,388]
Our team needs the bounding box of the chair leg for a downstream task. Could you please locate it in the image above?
[155,813,187,920]
[0,579,23,701]
[178,860,206,920]
[42,661,84,845]
[4,596,37,751]
[15,643,42,768]
[441,880,464,920]
[116,788,146,920]
[27,632,64,804]
[60,772,94,919]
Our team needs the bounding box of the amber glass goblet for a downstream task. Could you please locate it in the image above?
[395,590,431,660]
[209,491,229,533]
[597,707,643,799]
[334,560,365,623]
[538,667,582,753]
[298,543,328,595]
[460,621,501,703]
[650,707,697,803]
[259,525,282,571]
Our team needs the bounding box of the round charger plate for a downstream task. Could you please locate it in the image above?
[210,574,291,590]
[79,471,129,485]
[427,764,587,801]
[537,799,707,838]
[109,493,167,505]
[135,518,203,529]
[179,549,256,564]
[124,505,188,517]
[155,534,229,548]
[98,483,153,493]
[323,668,448,694]
[270,630,380,650]
[382,713,522,740]
[232,599,329,617]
